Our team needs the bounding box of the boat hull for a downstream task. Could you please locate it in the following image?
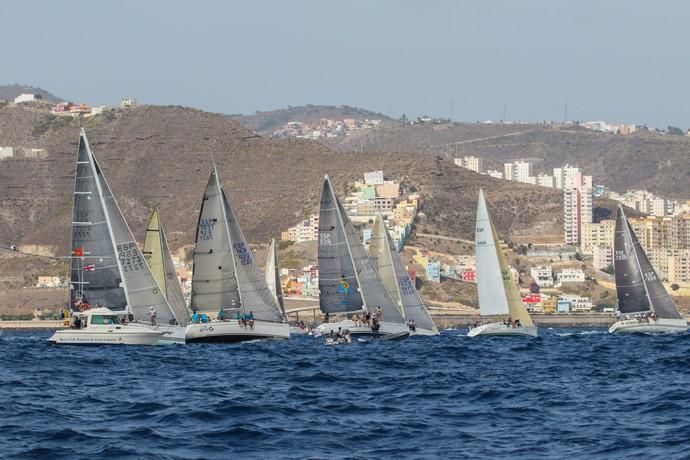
[317,320,410,337]
[608,318,688,334]
[48,328,164,345]
[467,322,538,337]
[289,326,309,336]
[185,320,290,343]
[156,324,187,344]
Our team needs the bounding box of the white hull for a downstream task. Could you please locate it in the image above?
[185,320,290,343]
[155,323,187,344]
[608,318,688,334]
[409,328,439,337]
[317,320,410,337]
[467,322,538,337]
[48,327,164,345]
[289,326,309,335]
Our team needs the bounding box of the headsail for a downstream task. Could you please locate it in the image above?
[74,129,180,326]
[265,238,286,320]
[190,168,284,323]
[475,190,533,326]
[318,176,406,325]
[143,209,191,326]
[370,213,438,333]
[614,206,681,319]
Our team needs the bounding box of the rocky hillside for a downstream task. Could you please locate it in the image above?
[0,104,563,256]
[325,123,690,200]
[0,84,62,103]
[232,104,394,134]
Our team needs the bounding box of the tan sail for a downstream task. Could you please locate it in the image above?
[143,209,166,294]
[491,220,533,326]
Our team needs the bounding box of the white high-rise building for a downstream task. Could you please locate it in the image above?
[563,172,593,245]
[554,164,581,190]
[463,156,483,173]
[504,160,532,183]
[536,174,555,188]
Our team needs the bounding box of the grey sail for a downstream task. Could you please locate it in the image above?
[190,170,242,313]
[614,206,652,314]
[316,176,406,324]
[223,188,284,323]
[318,176,365,314]
[615,206,681,319]
[371,214,437,332]
[76,129,180,326]
[70,131,127,311]
[338,197,405,324]
[265,238,286,319]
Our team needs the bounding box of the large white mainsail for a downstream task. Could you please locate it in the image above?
[317,175,406,325]
[264,238,286,320]
[143,209,191,326]
[369,214,438,333]
[190,167,284,323]
[72,129,182,326]
[475,189,533,326]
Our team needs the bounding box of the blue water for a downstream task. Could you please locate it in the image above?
[1,328,690,459]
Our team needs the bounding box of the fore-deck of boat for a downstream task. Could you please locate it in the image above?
[186,167,289,343]
[316,175,410,338]
[48,307,164,345]
[468,190,537,338]
[56,129,188,346]
[609,206,688,334]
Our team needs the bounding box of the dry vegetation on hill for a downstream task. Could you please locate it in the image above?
[0,104,561,258]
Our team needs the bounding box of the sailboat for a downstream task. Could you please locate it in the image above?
[368,213,439,336]
[185,167,289,343]
[468,189,537,337]
[143,208,192,331]
[608,205,687,334]
[316,175,409,338]
[49,129,185,345]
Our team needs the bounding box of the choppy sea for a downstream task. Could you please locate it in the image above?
[1,328,689,459]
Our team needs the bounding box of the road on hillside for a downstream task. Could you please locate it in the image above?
[430,129,538,150]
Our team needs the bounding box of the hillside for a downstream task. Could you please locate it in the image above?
[0,104,563,257]
[0,84,62,103]
[324,123,690,200]
[232,104,394,134]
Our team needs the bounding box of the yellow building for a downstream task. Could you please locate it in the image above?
[581,220,615,255]
[542,296,556,314]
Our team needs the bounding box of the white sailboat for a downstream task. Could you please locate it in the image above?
[185,167,289,343]
[142,208,192,343]
[316,175,409,339]
[609,205,687,334]
[368,213,439,336]
[468,190,537,337]
[49,129,184,345]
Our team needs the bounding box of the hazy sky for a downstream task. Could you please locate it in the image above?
[2,0,689,128]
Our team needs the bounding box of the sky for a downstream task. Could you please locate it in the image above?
[1,0,689,128]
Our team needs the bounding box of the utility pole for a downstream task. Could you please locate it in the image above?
[503,100,507,122]
[564,101,568,123]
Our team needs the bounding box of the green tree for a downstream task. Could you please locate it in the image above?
[671,283,680,291]
[667,126,684,135]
